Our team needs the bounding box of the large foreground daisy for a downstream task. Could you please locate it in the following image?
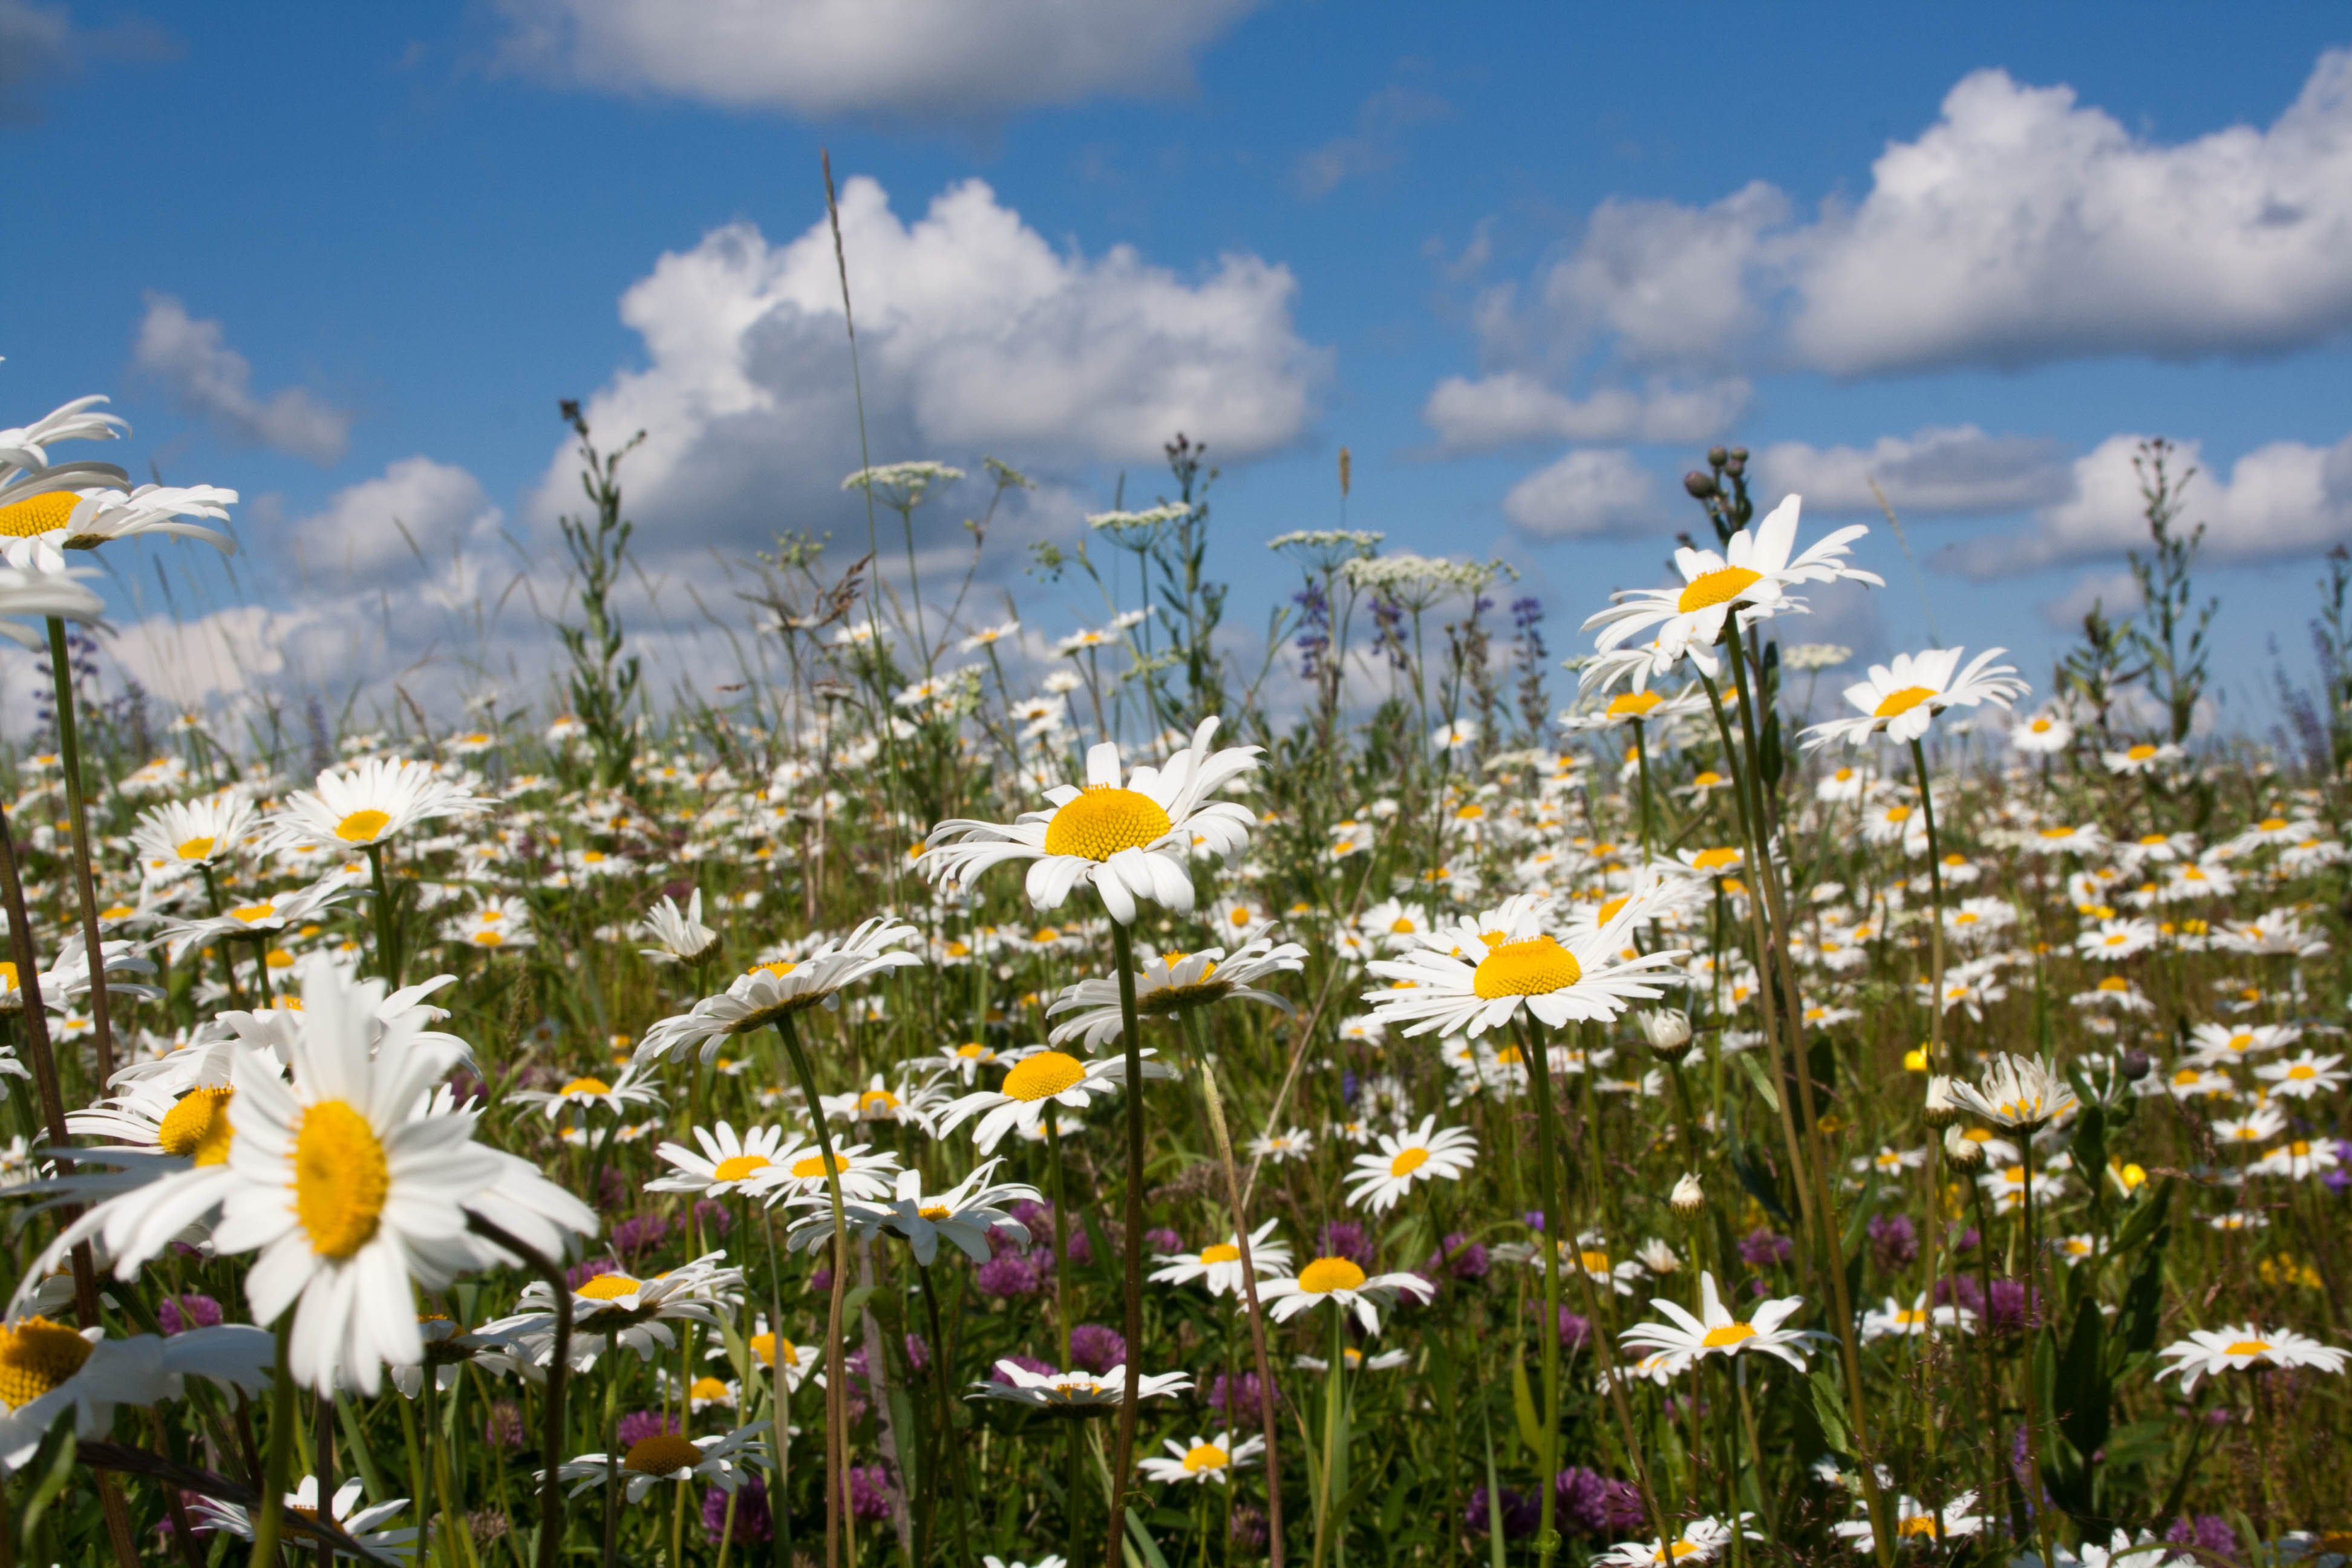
[918,716,1259,923]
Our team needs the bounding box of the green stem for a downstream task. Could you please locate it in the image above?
[1101,919,1150,1568]
[253,1317,296,1566]
[364,842,400,987]
[1518,1016,1564,1568]
[44,615,119,1086]
[777,1013,855,1568]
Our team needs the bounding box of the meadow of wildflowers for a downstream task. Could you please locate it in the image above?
[0,388,2345,1568]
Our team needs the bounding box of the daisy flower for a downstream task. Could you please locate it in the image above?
[970,1359,1192,1412]
[1256,1255,1435,1334]
[0,1318,273,1472]
[1362,887,1689,1040]
[155,876,350,961]
[1595,1515,1758,1566]
[2010,708,2074,753]
[645,1121,797,1200]
[1801,646,2028,749]
[708,1316,820,1393]
[636,888,721,965]
[498,1253,743,1367]
[264,756,488,852]
[785,1159,1040,1266]
[2250,1138,2341,1181]
[1618,1271,1815,1373]
[1045,929,1304,1050]
[1947,1053,2077,1129]
[935,1047,1166,1154]
[1149,1221,1292,1296]
[129,791,258,875]
[765,1140,903,1204]
[1859,1295,1973,1342]
[2254,1050,2344,1098]
[1249,1126,1314,1164]
[1137,1431,1265,1486]
[1344,1116,1478,1214]
[0,482,238,572]
[1829,1494,1982,1551]
[1582,495,1881,677]
[2155,1325,2348,1392]
[2102,741,2183,775]
[508,1065,664,1122]
[548,1421,771,1503]
[188,1474,418,1560]
[918,716,1260,924]
[634,917,923,1065]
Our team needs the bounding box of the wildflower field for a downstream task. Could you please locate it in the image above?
[0,389,2347,1568]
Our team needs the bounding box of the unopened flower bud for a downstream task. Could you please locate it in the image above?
[1641,1008,1693,1055]
[1684,470,1719,500]
[1707,446,1728,468]
[1670,1172,1705,1214]
[1922,1074,1960,1128]
[1723,450,1746,477]
[1942,1122,1984,1168]
[2120,1048,2152,1083]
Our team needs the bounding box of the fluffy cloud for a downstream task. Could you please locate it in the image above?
[1423,373,1748,453]
[1943,431,2352,578]
[2038,569,2142,631]
[285,457,505,587]
[527,175,1321,564]
[1445,49,2352,393]
[493,0,1257,119]
[132,293,353,465]
[1758,426,2073,516]
[1501,448,1661,540]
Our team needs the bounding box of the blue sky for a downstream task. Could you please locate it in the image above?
[6,1,2351,733]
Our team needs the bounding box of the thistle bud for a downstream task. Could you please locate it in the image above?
[1723,449,1746,477]
[1684,470,1719,500]
[1921,1074,1960,1128]
[1670,1172,1705,1214]
[2120,1048,2152,1083]
[1707,446,1728,468]
[1641,1008,1693,1056]
[1942,1122,1984,1168]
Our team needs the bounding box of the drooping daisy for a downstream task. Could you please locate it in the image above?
[635,918,923,1065]
[918,717,1260,924]
[1583,495,1882,677]
[1343,1116,1478,1214]
[1362,887,1690,1040]
[2155,1325,2348,1392]
[1801,646,2028,750]
[1149,1221,1292,1297]
[645,1122,797,1200]
[935,1047,1166,1154]
[548,1421,771,1503]
[970,1359,1193,1412]
[1137,1431,1266,1486]
[1256,1255,1435,1334]
[1618,1271,1815,1373]
[1044,929,1304,1050]
[264,756,488,852]
[0,1317,273,1471]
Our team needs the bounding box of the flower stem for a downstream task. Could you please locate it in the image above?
[365,843,401,987]
[1102,919,1150,1568]
[43,615,118,1086]
[253,1316,297,1567]
[1518,1016,1565,1568]
[777,1014,855,1568]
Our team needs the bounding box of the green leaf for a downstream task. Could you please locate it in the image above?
[1123,1508,1174,1568]
[1511,1356,1543,1457]
[1806,1368,1854,1460]
[2054,1293,2110,1463]
[1735,1050,1780,1115]
[19,1419,76,1550]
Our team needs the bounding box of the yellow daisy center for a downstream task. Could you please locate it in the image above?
[2223,1339,2270,1357]
[689,1376,731,1402]
[158,1087,235,1165]
[749,1331,795,1367]
[0,1315,93,1405]
[1298,1256,1367,1295]
[229,903,277,924]
[1701,1323,1757,1348]
[1676,565,1762,613]
[1002,1051,1086,1102]
[1579,1249,1611,1273]
[1872,685,1937,718]
[2259,817,2287,831]
[335,808,392,843]
[790,1153,849,1180]
[622,1432,702,1476]
[1388,1146,1430,1178]
[0,494,82,538]
[1472,934,1583,999]
[1182,1443,1229,1473]
[2096,976,2128,992]
[2127,745,2158,762]
[575,1273,641,1301]
[292,1099,391,1261]
[1042,785,1174,861]
[2288,1064,2315,1080]
[1605,690,1664,718]
[1198,1243,1241,1265]
[859,1089,898,1112]
[177,836,216,861]
[560,1077,612,1097]
[1898,1516,1941,1540]
[713,1155,771,1183]
[1690,846,1740,871]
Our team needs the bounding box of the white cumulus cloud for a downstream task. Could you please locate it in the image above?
[1423,373,1748,453]
[132,292,352,465]
[287,456,505,586]
[493,0,1257,119]
[1501,448,1661,540]
[1758,426,2074,517]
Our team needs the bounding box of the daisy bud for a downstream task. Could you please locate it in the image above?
[1670,1172,1705,1214]
[1922,1074,1961,1128]
[1641,1008,1693,1056]
[1942,1123,1984,1168]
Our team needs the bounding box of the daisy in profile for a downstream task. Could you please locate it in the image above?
[187,1474,417,1560]
[645,1121,797,1200]
[0,1316,274,1471]
[970,1359,1192,1412]
[918,716,1260,924]
[129,791,257,877]
[1595,1515,1758,1567]
[264,756,487,852]
[1363,886,1689,1040]
[2156,1325,2348,1391]
[1619,1272,1815,1373]
[1045,928,1304,1050]
[765,1140,903,1204]
[2102,741,2183,776]
[1801,646,2029,750]
[935,1047,1167,1154]
[0,482,238,572]
[636,888,721,965]
[1256,1254,1435,1333]
[498,1253,743,1367]
[1860,1293,1973,1342]
[0,564,105,648]
[1344,1116,1477,1214]
[1583,494,1881,677]
[785,1159,1041,1266]
[155,877,350,962]
[1138,1431,1266,1486]
[1150,1221,1291,1296]
[549,1421,771,1503]
[1828,1494,1982,1551]
[634,918,923,1065]
[708,1316,819,1393]
[1948,1053,2077,1129]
